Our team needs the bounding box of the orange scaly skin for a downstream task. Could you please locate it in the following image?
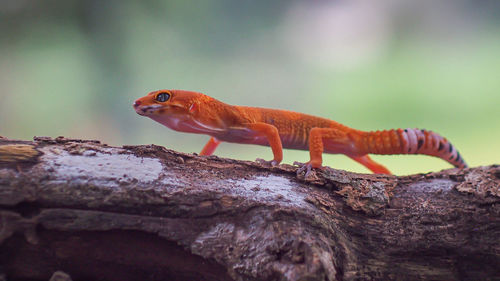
[134,90,467,175]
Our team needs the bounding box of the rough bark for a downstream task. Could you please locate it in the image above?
[0,136,498,281]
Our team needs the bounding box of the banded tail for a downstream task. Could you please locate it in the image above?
[359,128,467,168]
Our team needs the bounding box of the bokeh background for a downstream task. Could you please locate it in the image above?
[1,0,499,175]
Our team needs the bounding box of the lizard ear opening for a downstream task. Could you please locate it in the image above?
[155,92,171,102]
[189,102,197,113]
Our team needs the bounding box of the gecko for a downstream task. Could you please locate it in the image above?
[133,89,467,175]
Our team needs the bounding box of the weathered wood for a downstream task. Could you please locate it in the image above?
[0,136,499,281]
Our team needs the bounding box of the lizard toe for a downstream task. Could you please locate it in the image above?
[294,161,313,177]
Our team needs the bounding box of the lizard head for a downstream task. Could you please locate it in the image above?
[133,89,202,117]
[134,89,231,134]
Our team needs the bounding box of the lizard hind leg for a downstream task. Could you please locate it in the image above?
[295,127,350,177]
[349,155,392,175]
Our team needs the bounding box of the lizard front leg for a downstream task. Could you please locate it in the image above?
[244,122,283,166]
[200,137,221,156]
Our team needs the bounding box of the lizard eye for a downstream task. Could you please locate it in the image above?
[155,92,170,102]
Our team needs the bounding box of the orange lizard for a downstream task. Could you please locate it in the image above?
[133,90,467,175]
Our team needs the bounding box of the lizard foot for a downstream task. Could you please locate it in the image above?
[293,161,317,178]
[256,158,279,167]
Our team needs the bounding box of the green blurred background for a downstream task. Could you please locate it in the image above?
[1,0,499,175]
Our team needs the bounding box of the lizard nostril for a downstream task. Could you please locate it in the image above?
[133,100,141,107]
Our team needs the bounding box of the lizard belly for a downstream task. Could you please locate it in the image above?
[280,134,308,150]
[219,128,309,150]
[215,127,268,145]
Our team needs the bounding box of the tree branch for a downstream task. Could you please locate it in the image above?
[0,136,499,281]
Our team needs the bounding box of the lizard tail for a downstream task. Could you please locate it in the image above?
[358,128,467,168]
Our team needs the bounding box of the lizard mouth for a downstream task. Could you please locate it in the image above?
[134,104,165,116]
